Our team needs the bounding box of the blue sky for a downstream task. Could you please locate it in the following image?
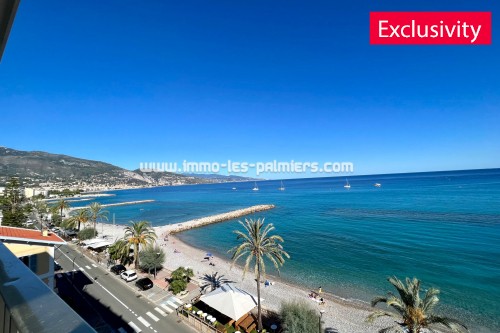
[1,0,499,178]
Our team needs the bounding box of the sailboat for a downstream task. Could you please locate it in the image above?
[252,182,259,191]
[374,183,381,187]
[278,180,285,191]
[344,178,351,189]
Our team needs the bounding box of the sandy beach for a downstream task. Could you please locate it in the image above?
[97,221,394,333]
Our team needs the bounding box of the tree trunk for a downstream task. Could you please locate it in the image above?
[256,258,263,332]
[135,244,139,269]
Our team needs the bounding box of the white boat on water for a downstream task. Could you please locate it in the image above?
[374,183,381,187]
[278,180,285,191]
[252,182,259,191]
[344,178,351,189]
[232,187,237,190]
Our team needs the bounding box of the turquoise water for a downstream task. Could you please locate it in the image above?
[76,169,500,332]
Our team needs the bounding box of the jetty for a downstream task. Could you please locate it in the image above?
[160,204,275,234]
[68,199,155,211]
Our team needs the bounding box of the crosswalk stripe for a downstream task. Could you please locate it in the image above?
[146,311,160,322]
[160,304,174,313]
[85,265,91,269]
[166,300,178,309]
[128,321,142,333]
[137,316,150,327]
[154,307,167,317]
[170,296,183,305]
[117,328,127,333]
[92,264,98,268]
[79,267,85,271]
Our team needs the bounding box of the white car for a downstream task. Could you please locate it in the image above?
[120,270,138,282]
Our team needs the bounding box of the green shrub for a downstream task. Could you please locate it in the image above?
[78,228,97,240]
[139,245,165,275]
[169,279,188,294]
[280,300,320,333]
[168,266,194,294]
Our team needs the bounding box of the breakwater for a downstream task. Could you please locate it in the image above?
[160,204,275,234]
[68,200,155,211]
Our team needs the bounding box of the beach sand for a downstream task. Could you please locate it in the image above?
[98,222,394,332]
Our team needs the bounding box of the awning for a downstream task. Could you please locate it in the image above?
[87,240,112,249]
[199,284,261,321]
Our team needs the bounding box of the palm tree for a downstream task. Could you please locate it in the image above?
[108,239,133,266]
[124,221,157,269]
[229,218,289,332]
[55,199,70,218]
[65,208,90,231]
[367,276,468,333]
[89,202,108,236]
[200,272,234,293]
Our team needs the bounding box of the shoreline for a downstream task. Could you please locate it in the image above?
[67,199,155,211]
[96,221,394,333]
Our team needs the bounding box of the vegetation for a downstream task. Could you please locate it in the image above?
[229,218,290,332]
[0,177,31,227]
[78,228,97,240]
[54,199,70,218]
[49,205,63,226]
[280,300,320,333]
[49,189,83,197]
[200,272,234,293]
[63,208,90,231]
[139,245,166,277]
[89,202,108,237]
[108,239,133,265]
[124,220,157,269]
[367,276,468,333]
[169,266,194,294]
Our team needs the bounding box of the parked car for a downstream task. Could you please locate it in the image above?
[135,277,154,291]
[120,270,138,282]
[110,264,126,275]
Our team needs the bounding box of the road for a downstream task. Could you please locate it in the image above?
[55,244,195,333]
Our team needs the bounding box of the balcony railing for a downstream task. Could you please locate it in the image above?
[0,242,96,333]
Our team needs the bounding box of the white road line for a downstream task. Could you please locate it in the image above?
[137,316,150,327]
[171,296,183,305]
[117,328,127,333]
[85,265,91,269]
[160,304,174,314]
[154,307,167,317]
[79,267,85,271]
[146,311,160,322]
[166,300,178,310]
[92,264,98,268]
[128,321,142,333]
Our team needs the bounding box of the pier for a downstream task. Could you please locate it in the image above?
[160,204,276,234]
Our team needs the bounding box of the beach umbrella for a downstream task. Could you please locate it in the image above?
[206,252,213,257]
[199,283,262,321]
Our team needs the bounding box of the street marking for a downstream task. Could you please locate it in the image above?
[171,296,183,305]
[160,304,173,314]
[146,311,159,322]
[117,328,127,333]
[79,267,85,271]
[137,316,150,327]
[128,321,142,333]
[85,265,91,269]
[154,307,167,317]
[92,264,98,268]
[166,300,178,310]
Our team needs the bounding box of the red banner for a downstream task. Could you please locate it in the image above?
[370,12,491,45]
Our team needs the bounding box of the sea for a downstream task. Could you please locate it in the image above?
[71,169,500,332]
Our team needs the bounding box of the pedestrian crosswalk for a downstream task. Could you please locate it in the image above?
[120,296,183,332]
[146,311,160,322]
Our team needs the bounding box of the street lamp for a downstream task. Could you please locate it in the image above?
[154,252,161,278]
[319,309,325,333]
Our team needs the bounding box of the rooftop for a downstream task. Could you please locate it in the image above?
[0,226,66,245]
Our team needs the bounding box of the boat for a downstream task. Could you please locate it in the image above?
[374,183,381,187]
[252,182,259,191]
[232,187,237,190]
[344,178,351,189]
[278,180,285,191]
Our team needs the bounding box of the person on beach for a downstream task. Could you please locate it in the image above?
[318,286,322,294]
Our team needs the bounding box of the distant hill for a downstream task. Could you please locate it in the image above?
[181,173,258,182]
[0,147,251,189]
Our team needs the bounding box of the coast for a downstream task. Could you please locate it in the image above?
[95,206,395,333]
